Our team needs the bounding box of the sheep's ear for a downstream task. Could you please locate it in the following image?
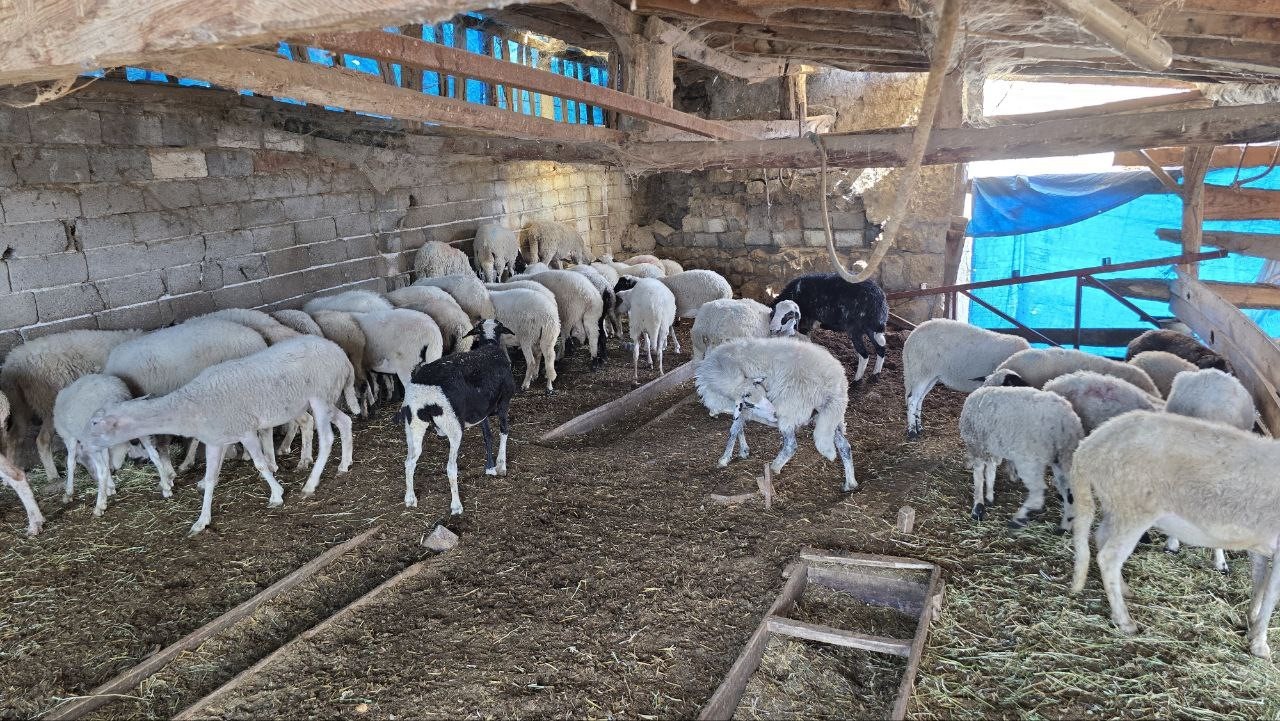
[498,324,515,336]
[1001,373,1029,387]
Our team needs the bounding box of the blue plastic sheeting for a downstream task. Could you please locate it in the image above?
[970,172,1170,237]
[969,165,1280,350]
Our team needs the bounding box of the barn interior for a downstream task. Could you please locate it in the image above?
[4,0,1280,718]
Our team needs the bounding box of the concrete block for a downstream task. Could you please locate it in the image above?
[27,108,101,144]
[834,230,863,248]
[681,216,705,233]
[196,177,252,205]
[168,291,217,321]
[80,184,147,218]
[249,175,294,200]
[160,113,204,147]
[219,254,269,283]
[335,213,373,238]
[78,215,134,249]
[95,271,166,307]
[163,263,208,295]
[256,273,308,305]
[22,314,98,340]
[341,257,379,283]
[150,236,207,271]
[0,220,71,257]
[216,124,262,149]
[263,128,306,152]
[131,210,193,242]
[7,251,87,291]
[1,189,80,223]
[295,217,337,245]
[0,151,15,188]
[187,204,240,233]
[101,113,163,146]
[33,283,105,322]
[422,524,458,552]
[140,180,202,211]
[281,194,325,222]
[0,330,22,357]
[266,246,309,276]
[205,230,256,259]
[251,224,296,252]
[204,149,253,177]
[0,291,36,329]
[345,235,377,259]
[802,230,828,247]
[744,228,772,246]
[212,282,264,310]
[830,211,865,231]
[689,233,718,247]
[12,147,91,183]
[773,229,802,245]
[96,299,174,331]
[89,148,152,182]
[149,149,208,180]
[239,199,286,227]
[304,264,346,293]
[87,243,149,280]
[0,107,31,143]
[308,238,348,266]
[705,218,729,233]
[323,193,363,217]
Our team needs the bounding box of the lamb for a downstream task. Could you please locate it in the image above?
[524,270,608,369]
[771,272,889,382]
[303,289,393,316]
[54,374,170,516]
[412,273,496,322]
[386,286,473,354]
[87,335,358,535]
[902,319,1030,439]
[271,309,324,337]
[191,308,300,345]
[960,385,1083,530]
[0,329,142,481]
[352,309,444,392]
[309,310,373,410]
[1042,371,1164,434]
[616,269,733,321]
[524,220,589,267]
[473,223,520,282]
[414,239,472,279]
[690,299,804,361]
[696,337,858,492]
[616,278,676,384]
[0,390,42,536]
[589,261,621,287]
[658,259,684,276]
[1068,411,1280,658]
[397,319,516,515]
[985,347,1160,397]
[487,288,560,393]
[1127,350,1198,398]
[1126,328,1230,372]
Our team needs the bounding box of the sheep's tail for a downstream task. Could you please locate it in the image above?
[812,400,843,461]
[1068,452,1094,595]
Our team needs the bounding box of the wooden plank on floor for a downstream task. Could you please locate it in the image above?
[891,568,944,720]
[800,548,936,571]
[766,616,912,656]
[539,361,697,442]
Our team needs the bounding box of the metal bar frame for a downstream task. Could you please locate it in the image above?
[1082,275,1164,327]
[959,290,1060,347]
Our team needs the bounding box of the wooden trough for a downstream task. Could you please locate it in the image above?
[699,549,944,720]
[539,361,697,442]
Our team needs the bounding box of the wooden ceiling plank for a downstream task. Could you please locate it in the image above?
[983,89,1205,124]
[1115,145,1280,168]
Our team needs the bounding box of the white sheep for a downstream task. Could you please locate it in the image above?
[54,374,170,516]
[473,223,520,282]
[659,259,684,276]
[589,261,621,287]
[625,254,661,265]
[658,269,734,319]
[484,280,557,304]
[87,335,359,535]
[1068,411,1280,658]
[690,299,803,361]
[414,239,472,279]
[520,261,552,276]
[0,329,142,481]
[488,288,560,394]
[386,286,474,354]
[524,220,589,267]
[353,308,444,394]
[696,337,857,491]
[0,390,42,536]
[568,264,619,335]
[1042,371,1164,434]
[1165,367,1256,432]
[902,319,1030,439]
[271,309,324,337]
[613,261,665,279]
[412,273,496,322]
[524,270,607,369]
[309,310,373,410]
[1128,350,1198,398]
[960,385,1083,530]
[303,289,393,316]
[192,308,300,345]
[986,347,1160,397]
[617,278,676,384]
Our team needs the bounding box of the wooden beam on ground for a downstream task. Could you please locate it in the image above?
[307,31,751,140]
[983,89,1204,125]
[1181,144,1214,278]
[1204,186,1280,221]
[1043,0,1173,70]
[1116,144,1280,168]
[142,48,622,144]
[1156,228,1280,261]
[1106,277,1280,310]
[1171,272,1280,434]
[766,616,912,656]
[539,362,696,442]
[0,0,551,88]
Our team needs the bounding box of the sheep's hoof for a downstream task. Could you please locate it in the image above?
[842,481,859,493]
[906,428,921,440]
[93,506,105,517]
[769,462,785,475]
[62,493,72,504]
[497,467,508,477]
[1007,517,1029,530]
[1053,526,1067,536]
[717,457,730,468]
[1163,545,1179,555]
[450,503,464,516]
[1218,565,1231,576]
[404,497,418,508]
[268,496,284,508]
[971,504,985,521]
[1140,531,1153,544]
[485,467,497,477]
[1115,620,1138,636]
[26,523,42,536]
[545,388,557,396]
[1251,642,1273,661]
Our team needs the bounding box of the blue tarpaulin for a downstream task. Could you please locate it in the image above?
[970,171,1170,237]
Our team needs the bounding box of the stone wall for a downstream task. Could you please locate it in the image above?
[0,84,632,356]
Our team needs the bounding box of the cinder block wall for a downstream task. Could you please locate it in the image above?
[0,84,632,355]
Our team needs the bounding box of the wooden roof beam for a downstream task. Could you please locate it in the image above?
[142,48,623,144]
[306,31,753,140]
[1115,144,1280,168]
[983,89,1205,124]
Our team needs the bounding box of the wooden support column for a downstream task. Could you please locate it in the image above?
[1180,144,1215,278]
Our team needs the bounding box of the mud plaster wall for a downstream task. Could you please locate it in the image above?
[0,84,632,357]
[656,70,961,322]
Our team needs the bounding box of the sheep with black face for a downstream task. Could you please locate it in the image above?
[397,320,518,515]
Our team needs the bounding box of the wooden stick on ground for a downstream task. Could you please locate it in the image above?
[539,361,696,442]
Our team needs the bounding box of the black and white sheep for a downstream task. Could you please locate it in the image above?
[770,272,889,382]
[902,319,1031,439]
[1125,329,1230,372]
[0,390,42,536]
[396,319,517,515]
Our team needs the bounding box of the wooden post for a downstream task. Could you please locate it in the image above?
[1181,144,1216,278]
[1043,0,1173,71]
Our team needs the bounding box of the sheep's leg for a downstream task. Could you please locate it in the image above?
[296,414,315,471]
[1052,462,1072,533]
[402,411,429,508]
[519,343,538,391]
[496,406,509,476]
[87,448,112,517]
[4,475,44,536]
[870,331,887,378]
[109,444,128,472]
[632,335,642,385]
[301,402,335,496]
[668,325,682,354]
[645,332,654,368]
[905,378,939,439]
[1212,548,1229,574]
[37,423,60,483]
[719,413,748,467]
[481,417,498,476]
[834,424,857,492]
[445,424,464,515]
[849,333,871,382]
[1250,552,1270,628]
[278,421,298,456]
[541,342,557,395]
[240,432,285,507]
[737,427,750,459]
[1248,554,1280,659]
[331,407,353,474]
[1008,461,1047,529]
[180,437,200,473]
[970,460,990,520]
[190,444,226,536]
[63,439,78,503]
[139,436,172,498]
[770,429,799,475]
[656,326,668,376]
[259,428,278,474]
[586,314,601,362]
[1096,525,1146,635]
[1164,536,1182,554]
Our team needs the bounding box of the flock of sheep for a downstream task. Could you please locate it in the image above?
[907,319,1280,659]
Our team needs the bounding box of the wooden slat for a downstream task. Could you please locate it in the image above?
[1044,0,1174,71]
[142,48,622,144]
[1181,145,1215,277]
[1134,148,1183,196]
[1204,186,1280,221]
[1156,228,1280,261]
[1115,144,1280,168]
[46,525,382,721]
[892,568,944,720]
[766,616,912,656]
[1171,272,1280,433]
[800,549,936,571]
[805,566,929,616]
[1111,276,1280,310]
[540,362,696,442]
[307,31,753,140]
[985,90,1204,125]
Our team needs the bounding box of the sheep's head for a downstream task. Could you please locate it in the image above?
[87,406,141,447]
[981,369,1028,387]
[614,289,633,315]
[613,276,637,294]
[465,319,515,348]
[770,300,801,335]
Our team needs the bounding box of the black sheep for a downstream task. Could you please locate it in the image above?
[1125,329,1231,372]
[396,319,516,515]
[771,273,889,381]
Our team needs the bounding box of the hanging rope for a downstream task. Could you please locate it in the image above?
[817,0,963,284]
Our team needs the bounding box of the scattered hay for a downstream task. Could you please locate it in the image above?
[736,636,906,720]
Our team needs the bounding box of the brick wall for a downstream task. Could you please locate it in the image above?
[0,83,633,356]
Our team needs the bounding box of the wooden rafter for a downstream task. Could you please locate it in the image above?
[307,31,753,140]
[142,48,623,143]
[1116,144,1280,168]
[1156,228,1280,261]
[983,89,1205,124]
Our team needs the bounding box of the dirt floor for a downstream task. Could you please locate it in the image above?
[3,323,1280,720]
